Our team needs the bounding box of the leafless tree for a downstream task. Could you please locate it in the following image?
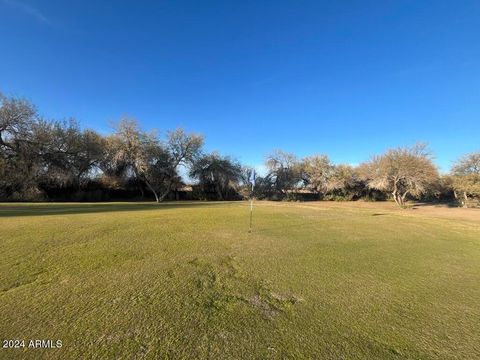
[325,164,364,200]
[103,118,203,202]
[360,143,439,207]
[190,152,242,200]
[302,154,333,196]
[265,150,303,198]
[451,152,480,207]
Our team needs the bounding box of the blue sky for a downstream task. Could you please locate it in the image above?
[1,0,479,172]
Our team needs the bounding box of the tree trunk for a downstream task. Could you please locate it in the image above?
[463,191,468,208]
[392,179,407,208]
[397,193,404,207]
[392,180,400,207]
[216,184,223,201]
[392,191,406,208]
[158,192,168,202]
[144,180,160,202]
[392,190,401,207]
[400,191,409,207]
[158,185,172,202]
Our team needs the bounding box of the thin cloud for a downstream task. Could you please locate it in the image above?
[2,0,51,25]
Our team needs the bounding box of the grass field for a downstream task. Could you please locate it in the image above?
[1,201,479,359]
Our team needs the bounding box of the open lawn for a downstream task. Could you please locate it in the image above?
[1,201,479,359]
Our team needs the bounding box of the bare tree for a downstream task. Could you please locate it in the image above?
[102,119,203,202]
[157,128,203,201]
[451,152,480,207]
[302,154,333,196]
[0,93,37,153]
[101,118,162,201]
[360,143,439,208]
[190,152,242,200]
[325,164,363,200]
[35,119,105,190]
[0,93,45,199]
[1,93,106,199]
[265,150,303,198]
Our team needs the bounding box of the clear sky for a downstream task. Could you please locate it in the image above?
[1,0,479,172]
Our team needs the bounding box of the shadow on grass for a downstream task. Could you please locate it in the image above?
[412,201,461,209]
[0,201,226,218]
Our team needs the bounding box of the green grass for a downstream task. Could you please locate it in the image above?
[1,201,479,359]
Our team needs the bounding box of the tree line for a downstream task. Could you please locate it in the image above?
[1,93,479,207]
